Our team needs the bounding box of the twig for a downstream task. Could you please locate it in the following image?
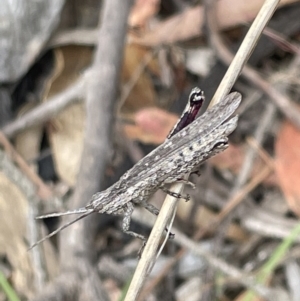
[205,2,278,294]
[125,182,184,301]
[263,27,300,55]
[32,1,133,300]
[48,29,98,48]
[2,77,85,138]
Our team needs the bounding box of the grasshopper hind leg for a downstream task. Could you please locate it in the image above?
[122,202,147,256]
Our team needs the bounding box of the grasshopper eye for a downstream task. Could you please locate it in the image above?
[213,139,228,149]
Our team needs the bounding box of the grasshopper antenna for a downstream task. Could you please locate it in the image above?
[35,207,90,219]
[28,209,94,250]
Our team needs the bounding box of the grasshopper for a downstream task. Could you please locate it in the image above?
[30,89,241,249]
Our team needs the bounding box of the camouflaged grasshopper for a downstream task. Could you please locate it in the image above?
[30,89,241,249]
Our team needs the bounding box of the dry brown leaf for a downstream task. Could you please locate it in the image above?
[45,46,93,98]
[46,46,93,186]
[48,102,86,186]
[275,121,300,216]
[131,0,298,46]
[0,151,58,298]
[123,107,178,144]
[0,171,33,297]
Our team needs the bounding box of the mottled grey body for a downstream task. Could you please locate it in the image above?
[31,91,241,249]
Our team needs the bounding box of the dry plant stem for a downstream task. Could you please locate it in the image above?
[206,0,276,271]
[263,27,300,55]
[127,2,278,300]
[209,0,280,105]
[61,0,132,295]
[2,77,85,138]
[139,166,273,298]
[32,1,133,301]
[207,0,300,128]
[125,182,184,301]
[138,140,280,300]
